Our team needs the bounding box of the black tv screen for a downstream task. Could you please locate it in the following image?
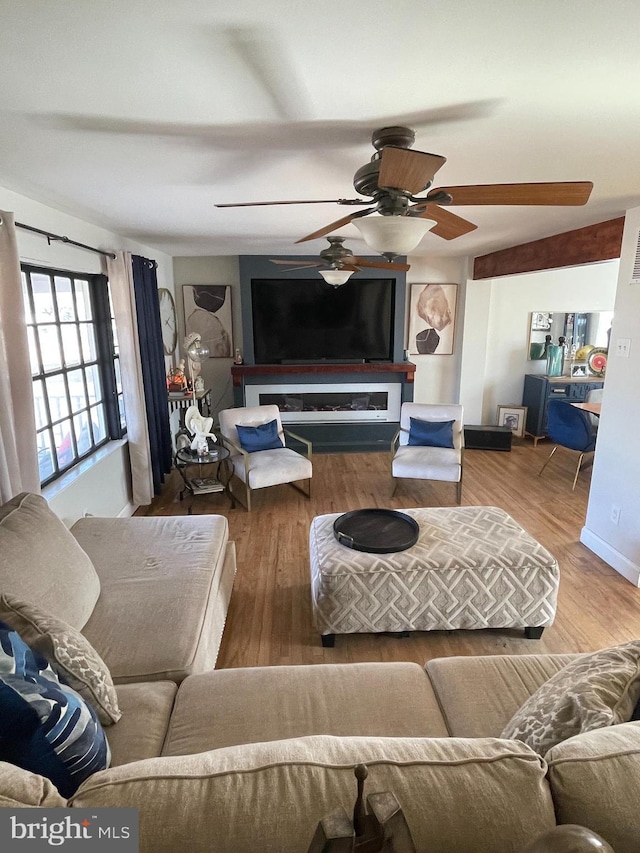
[250,278,395,364]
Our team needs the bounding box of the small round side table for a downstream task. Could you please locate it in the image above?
[175,444,233,511]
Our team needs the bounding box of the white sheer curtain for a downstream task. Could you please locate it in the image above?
[0,211,40,501]
[107,251,154,505]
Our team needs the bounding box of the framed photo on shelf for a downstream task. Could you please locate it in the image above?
[408,283,458,355]
[182,285,233,358]
[570,362,589,378]
[496,405,527,438]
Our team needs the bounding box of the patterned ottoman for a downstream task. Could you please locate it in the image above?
[310,506,559,647]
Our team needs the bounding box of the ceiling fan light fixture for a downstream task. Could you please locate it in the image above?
[319,268,354,286]
[353,214,436,257]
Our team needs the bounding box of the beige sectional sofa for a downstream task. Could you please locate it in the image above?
[3,655,640,852]
[1,493,639,851]
[0,492,236,683]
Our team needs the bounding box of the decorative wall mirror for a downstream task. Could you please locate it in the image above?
[527,311,614,360]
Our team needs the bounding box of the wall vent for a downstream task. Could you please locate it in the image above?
[632,229,640,283]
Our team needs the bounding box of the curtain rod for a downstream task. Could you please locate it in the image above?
[13,220,117,260]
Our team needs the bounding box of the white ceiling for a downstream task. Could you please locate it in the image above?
[1,0,640,261]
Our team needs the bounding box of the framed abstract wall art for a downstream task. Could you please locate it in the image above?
[182,285,233,358]
[408,283,458,355]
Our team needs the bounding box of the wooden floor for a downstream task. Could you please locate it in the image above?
[136,440,640,668]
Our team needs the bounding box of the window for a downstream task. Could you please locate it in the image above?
[21,265,126,486]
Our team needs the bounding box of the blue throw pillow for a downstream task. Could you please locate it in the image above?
[236,419,284,452]
[408,417,455,448]
[0,620,110,797]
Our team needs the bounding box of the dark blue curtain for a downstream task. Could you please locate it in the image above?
[131,255,172,494]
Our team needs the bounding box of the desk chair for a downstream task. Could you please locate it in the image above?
[390,403,464,503]
[538,399,597,490]
[218,405,312,511]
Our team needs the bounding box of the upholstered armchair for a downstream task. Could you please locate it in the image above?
[390,402,464,503]
[538,399,597,490]
[218,405,312,511]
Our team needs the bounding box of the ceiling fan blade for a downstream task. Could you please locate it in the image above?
[378,146,447,195]
[216,198,365,208]
[270,259,321,266]
[431,182,594,206]
[351,257,411,272]
[339,264,361,272]
[273,263,326,272]
[410,203,478,240]
[295,209,375,244]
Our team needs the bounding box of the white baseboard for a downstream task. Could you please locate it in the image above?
[580,527,640,587]
[118,502,138,518]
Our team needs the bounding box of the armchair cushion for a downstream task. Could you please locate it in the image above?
[408,417,455,448]
[236,419,284,453]
[0,621,110,798]
[392,445,461,482]
[239,448,312,490]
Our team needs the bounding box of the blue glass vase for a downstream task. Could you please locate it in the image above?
[546,344,564,377]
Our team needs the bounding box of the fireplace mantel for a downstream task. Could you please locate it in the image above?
[231,362,415,386]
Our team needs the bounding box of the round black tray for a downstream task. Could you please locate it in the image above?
[333,509,420,554]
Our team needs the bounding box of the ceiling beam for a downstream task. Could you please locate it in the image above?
[472,217,625,280]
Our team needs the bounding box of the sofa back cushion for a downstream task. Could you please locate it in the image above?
[546,721,640,853]
[71,735,555,853]
[0,493,100,629]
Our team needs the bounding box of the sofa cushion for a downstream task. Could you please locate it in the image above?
[108,682,178,767]
[72,735,555,853]
[72,514,230,682]
[0,620,110,798]
[0,593,121,725]
[501,642,640,754]
[546,721,640,853]
[0,492,100,629]
[163,662,449,755]
[0,761,67,807]
[426,653,581,737]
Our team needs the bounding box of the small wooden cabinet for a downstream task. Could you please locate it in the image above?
[522,374,604,444]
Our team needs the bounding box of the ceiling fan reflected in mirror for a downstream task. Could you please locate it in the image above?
[270,236,410,287]
[217,125,594,259]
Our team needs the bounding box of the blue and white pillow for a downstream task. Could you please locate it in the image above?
[0,620,110,797]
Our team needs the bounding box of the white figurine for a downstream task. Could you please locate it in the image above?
[184,405,216,455]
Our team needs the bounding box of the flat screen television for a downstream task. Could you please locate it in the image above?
[250,278,395,364]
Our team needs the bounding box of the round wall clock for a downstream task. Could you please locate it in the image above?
[158,288,177,355]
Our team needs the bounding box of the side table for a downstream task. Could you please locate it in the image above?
[175,445,234,511]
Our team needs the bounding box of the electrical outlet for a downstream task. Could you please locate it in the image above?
[615,338,631,357]
[610,505,621,525]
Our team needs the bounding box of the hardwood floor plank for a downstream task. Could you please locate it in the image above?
[137,440,640,668]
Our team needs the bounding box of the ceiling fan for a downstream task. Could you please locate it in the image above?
[270,236,410,286]
[217,125,593,258]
